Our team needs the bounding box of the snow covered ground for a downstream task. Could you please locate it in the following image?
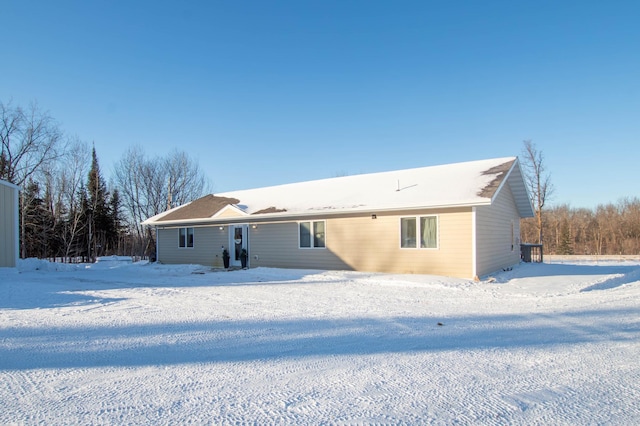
[1,258,639,425]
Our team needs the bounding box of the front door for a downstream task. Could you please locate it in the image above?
[229,225,248,267]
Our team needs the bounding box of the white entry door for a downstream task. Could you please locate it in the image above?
[229,225,248,267]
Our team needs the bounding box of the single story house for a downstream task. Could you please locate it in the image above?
[0,179,20,268]
[142,157,534,279]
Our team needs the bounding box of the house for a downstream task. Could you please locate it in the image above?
[142,157,534,279]
[0,179,20,268]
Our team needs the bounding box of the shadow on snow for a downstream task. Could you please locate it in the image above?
[1,307,638,371]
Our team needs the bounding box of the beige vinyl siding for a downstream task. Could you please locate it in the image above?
[0,181,19,268]
[248,208,474,278]
[156,208,475,278]
[328,208,473,278]
[216,207,247,219]
[157,226,229,268]
[249,222,351,270]
[475,184,521,277]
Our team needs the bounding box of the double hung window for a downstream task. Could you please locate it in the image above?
[179,227,194,248]
[299,221,325,248]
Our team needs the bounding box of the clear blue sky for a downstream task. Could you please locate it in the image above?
[2,1,638,209]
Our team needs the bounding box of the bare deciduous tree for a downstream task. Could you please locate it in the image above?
[57,138,91,260]
[0,101,64,185]
[166,149,208,209]
[521,140,554,244]
[2,100,66,257]
[114,146,211,258]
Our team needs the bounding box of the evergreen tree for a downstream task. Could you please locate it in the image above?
[86,147,113,260]
[0,152,7,180]
[78,185,91,262]
[558,221,574,255]
[21,180,54,258]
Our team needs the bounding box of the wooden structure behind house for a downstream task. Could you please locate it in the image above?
[0,179,20,268]
[521,243,544,263]
[143,157,535,279]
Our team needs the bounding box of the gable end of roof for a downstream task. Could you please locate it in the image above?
[157,195,241,222]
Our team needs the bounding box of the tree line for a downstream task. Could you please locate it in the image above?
[521,199,640,256]
[1,100,209,262]
[519,140,639,256]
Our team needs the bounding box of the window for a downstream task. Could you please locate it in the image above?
[400,216,438,249]
[299,221,326,248]
[400,217,417,248]
[179,227,194,248]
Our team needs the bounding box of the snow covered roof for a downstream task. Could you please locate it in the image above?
[143,157,534,225]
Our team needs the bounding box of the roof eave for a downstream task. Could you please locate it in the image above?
[145,200,493,227]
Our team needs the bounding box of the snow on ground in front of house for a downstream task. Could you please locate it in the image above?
[1,258,639,425]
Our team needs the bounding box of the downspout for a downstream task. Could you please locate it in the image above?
[471,207,477,280]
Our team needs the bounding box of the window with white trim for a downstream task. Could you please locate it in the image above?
[299,221,325,248]
[400,216,438,249]
[179,227,194,248]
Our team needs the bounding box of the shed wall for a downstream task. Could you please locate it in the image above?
[0,181,19,268]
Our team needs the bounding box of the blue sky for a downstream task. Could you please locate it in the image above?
[2,1,638,209]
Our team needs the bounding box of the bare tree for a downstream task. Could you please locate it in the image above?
[521,140,554,244]
[2,100,66,258]
[56,138,91,261]
[113,146,150,253]
[0,101,64,185]
[114,146,211,258]
[165,149,209,209]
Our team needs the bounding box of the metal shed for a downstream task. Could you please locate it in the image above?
[0,179,20,268]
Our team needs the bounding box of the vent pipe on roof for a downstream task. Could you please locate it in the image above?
[396,180,417,192]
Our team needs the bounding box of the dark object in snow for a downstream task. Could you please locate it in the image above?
[222,248,230,268]
[240,248,248,269]
[437,322,444,326]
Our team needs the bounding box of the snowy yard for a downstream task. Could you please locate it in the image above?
[1,258,639,425]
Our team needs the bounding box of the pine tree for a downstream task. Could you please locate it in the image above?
[86,147,113,260]
[558,221,574,255]
[0,152,7,180]
[79,185,91,262]
[21,180,54,258]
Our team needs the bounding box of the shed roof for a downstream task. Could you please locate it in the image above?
[143,157,534,225]
[0,179,20,190]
